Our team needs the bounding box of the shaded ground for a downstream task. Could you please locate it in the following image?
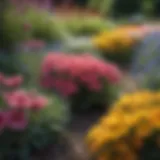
[32,109,104,160]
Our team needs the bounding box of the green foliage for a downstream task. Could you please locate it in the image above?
[0,74,69,159]
[1,7,29,50]
[24,8,66,42]
[87,0,101,11]
[0,53,28,75]
[27,94,69,150]
[70,83,120,113]
[99,0,114,16]
[61,17,115,36]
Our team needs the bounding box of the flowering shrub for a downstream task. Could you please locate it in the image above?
[0,73,68,159]
[86,91,160,160]
[40,53,121,112]
[93,25,147,67]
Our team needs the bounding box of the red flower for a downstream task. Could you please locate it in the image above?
[7,110,28,131]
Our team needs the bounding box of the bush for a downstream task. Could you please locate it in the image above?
[40,53,122,112]
[1,7,30,51]
[23,8,66,42]
[61,17,115,36]
[0,73,69,159]
[93,25,147,67]
[86,91,160,160]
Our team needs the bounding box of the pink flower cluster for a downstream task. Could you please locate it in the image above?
[41,53,122,96]
[0,73,23,88]
[4,90,48,110]
[0,73,48,132]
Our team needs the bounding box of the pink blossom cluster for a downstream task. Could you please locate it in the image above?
[0,73,23,88]
[41,53,122,96]
[0,73,48,132]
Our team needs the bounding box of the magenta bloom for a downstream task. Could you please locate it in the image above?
[2,75,23,88]
[31,95,48,110]
[5,90,32,109]
[7,110,28,131]
[41,53,122,96]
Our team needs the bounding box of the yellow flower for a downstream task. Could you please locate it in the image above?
[135,119,153,138]
[149,109,160,128]
[86,90,160,160]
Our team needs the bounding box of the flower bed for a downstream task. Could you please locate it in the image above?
[0,73,68,159]
[40,53,122,113]
[86,90,160,160]
[93,25,148,67]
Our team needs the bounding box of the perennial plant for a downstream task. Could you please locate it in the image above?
[93,25,147,67]
[40,53,121,112]
[86,91,160,160]
[0,73,68,159]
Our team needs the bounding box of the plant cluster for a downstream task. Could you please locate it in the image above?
[86,90,160,160]
[93,25,147,66]
[60,17,115,36]
[23,8,66,42]
[0,72,67,159]
[40,53,122,111]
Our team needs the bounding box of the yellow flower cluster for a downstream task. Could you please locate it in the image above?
[86,91,160,160]
[93,25,145,53]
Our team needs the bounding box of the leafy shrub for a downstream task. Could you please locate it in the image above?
[93,25,147,67]
[86,91,160,160]
[23,8,66,42]
[0,73,68,159]
[87,0,102,11]
[61,17,115,36]
[1,7,30,51]
[40,53,122,112]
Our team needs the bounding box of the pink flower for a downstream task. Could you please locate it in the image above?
[31,95,48,110]
[7,110,28,130]
[6,90,32,109]
[0,112,7,131]
[2,75,23,88]
[61,81,78,96]
[40,53,122,95]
